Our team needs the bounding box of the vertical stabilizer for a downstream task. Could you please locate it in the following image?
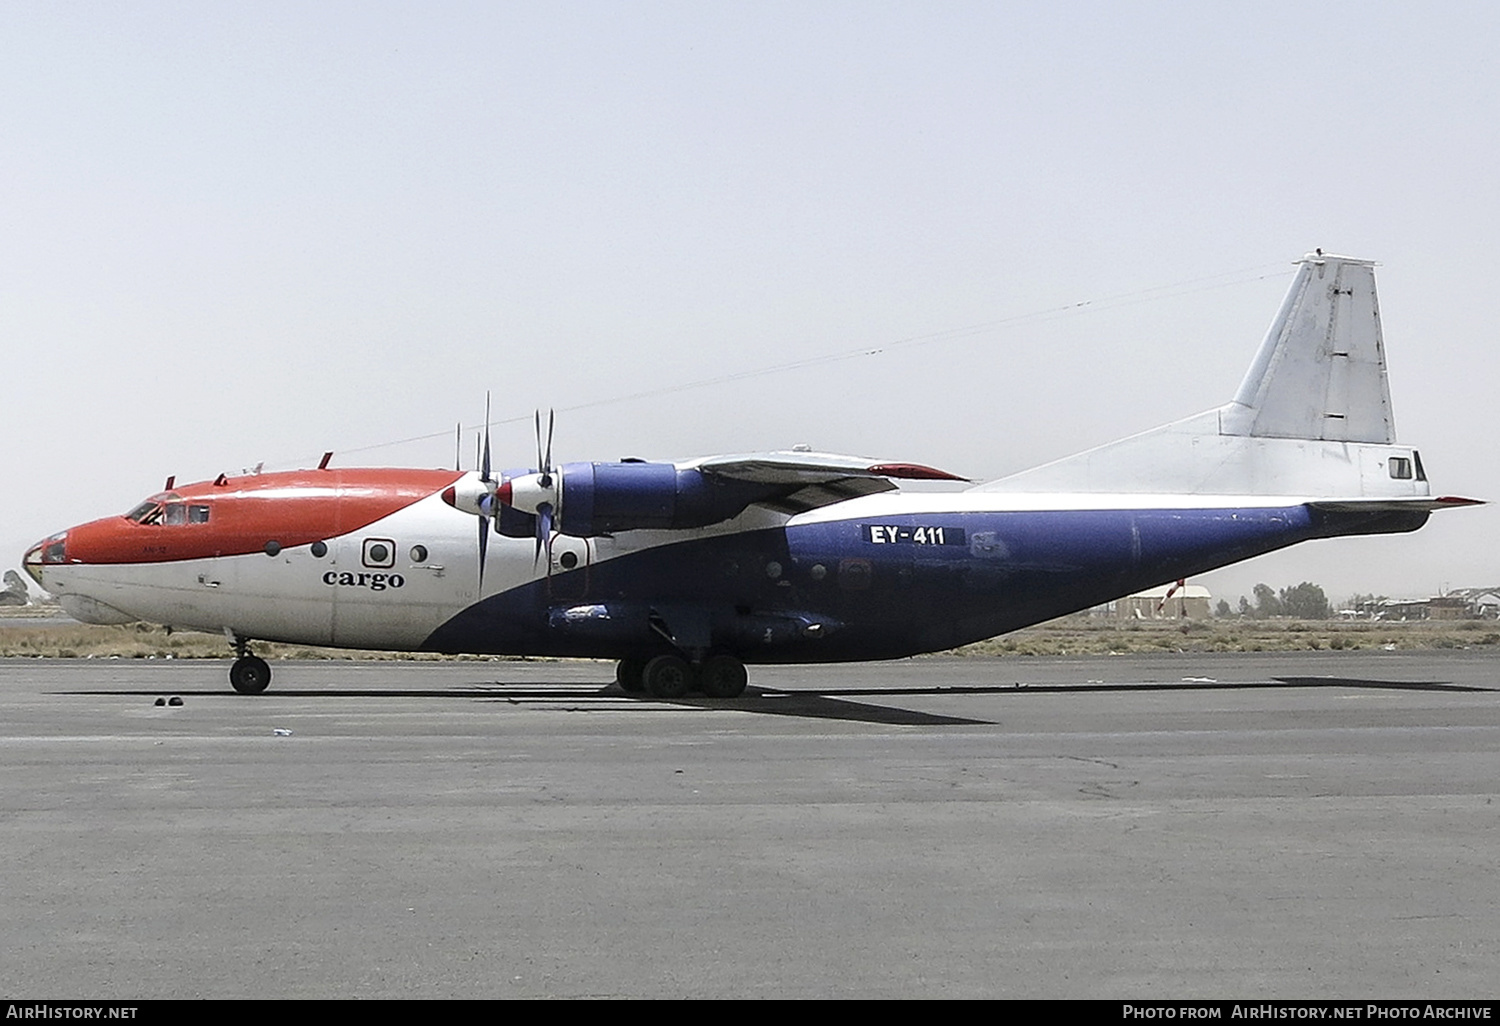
[1221,254,1395,443]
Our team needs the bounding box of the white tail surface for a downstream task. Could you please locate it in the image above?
[978,253,1429,500]
[1223,255,1394,443]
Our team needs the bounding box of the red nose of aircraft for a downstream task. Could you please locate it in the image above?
[22,532,67,587]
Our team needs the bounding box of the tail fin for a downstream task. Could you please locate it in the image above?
[1221,254,1395,443]
[979,253,1431,500]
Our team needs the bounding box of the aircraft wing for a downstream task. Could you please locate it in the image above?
[682,450,966,516]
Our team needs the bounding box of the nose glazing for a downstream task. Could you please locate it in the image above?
[22,532,67,586]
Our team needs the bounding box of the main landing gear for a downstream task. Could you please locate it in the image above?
[616,653,749,700]
[227,633,271,695]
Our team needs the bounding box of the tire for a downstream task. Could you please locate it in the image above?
[642,654,695,699]
[616,657,648,694]
[698,654,748,698]
[229,655,271,695]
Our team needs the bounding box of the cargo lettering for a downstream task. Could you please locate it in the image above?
[322,571,405,591]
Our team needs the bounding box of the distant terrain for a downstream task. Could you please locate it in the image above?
[2,603,1496,661]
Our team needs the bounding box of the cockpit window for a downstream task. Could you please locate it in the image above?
[126,501,162,524]
[125,494,207,526]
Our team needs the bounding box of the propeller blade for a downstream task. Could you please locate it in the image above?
[478,514,489,590]
[533,410,545,487]
[544,408,555,473]
[533,502,554,572]
[481,392,493,484]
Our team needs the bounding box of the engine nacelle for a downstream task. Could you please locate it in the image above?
[554,462,780,537]
[496,461,790,536]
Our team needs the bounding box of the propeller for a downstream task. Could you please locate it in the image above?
[533,408,556,572]
[494,409,561,575]
[477,396,496,589]
[437,394,505,590]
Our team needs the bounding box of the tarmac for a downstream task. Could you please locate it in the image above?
[1,650,1497,999]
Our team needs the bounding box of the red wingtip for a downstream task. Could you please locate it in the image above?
[1435,496,1485,506]
[868,462,969,482]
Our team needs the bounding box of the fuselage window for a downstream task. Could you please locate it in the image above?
[157,503,211,525]
[839,558,873,591]
[1389,457,1413,480]
[363,538,396,568]
[1413,451,1427,482]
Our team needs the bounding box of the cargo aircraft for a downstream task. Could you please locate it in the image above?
[24,254,1479,698]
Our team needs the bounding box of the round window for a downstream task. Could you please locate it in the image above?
[410,545,428,563]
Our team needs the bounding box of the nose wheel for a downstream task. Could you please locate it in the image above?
[229,656,271,694]
[227,633,271,694]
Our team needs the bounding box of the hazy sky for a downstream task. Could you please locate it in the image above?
[3,1,1496,606]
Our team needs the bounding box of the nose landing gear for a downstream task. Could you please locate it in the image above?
[227,633,271,694]
[230,656,271,694]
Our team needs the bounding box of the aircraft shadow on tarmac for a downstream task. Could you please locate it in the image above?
[55,675,1494,728]
[54,684,990,727]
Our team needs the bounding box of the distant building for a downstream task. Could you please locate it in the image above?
[1428,595,1470,620]
[1363,597,1430,621]
[1442,587,1500,619]
[1105,584,1213,621]
[1358,589,1500,621]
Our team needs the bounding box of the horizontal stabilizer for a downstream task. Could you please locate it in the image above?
[1308,496,1483,514]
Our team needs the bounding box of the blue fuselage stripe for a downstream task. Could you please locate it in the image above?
[419,504,1409,661]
